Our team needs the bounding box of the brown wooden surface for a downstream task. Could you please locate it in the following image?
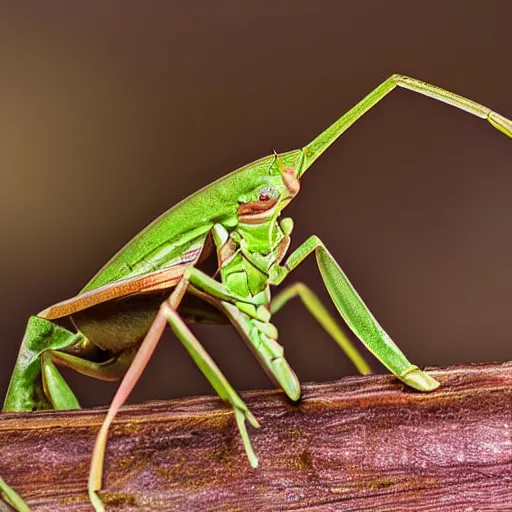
[0,362,511,511]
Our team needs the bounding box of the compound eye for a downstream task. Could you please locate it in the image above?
[238,186,278,218]
[258,185,277,202]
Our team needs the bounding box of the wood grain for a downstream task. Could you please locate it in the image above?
[0,362,511,511]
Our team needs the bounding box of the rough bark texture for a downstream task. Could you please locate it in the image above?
[0,362,511,511]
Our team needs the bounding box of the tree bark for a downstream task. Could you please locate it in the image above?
[0,362,511,511]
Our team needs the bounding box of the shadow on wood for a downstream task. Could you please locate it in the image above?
[0,362,511,511]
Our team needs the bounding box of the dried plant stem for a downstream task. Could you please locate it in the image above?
[0,362,511,511]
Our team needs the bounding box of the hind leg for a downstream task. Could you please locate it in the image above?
[3,316,131,412]
[88,291,259,512]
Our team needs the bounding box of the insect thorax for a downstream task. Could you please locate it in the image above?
[214,214,292,302]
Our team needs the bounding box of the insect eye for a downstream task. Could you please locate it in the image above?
[257,185,277,202]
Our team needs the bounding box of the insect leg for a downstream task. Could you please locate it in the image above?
[40,356,80,410]
[302,74,512,173]
[88,299,169,512]
[221,300,301,401]
[184,266,269,321]
[0,477,30,512]
[183,266,263,304]
[88,286,258,512]
[40,350,133,409]
[3,316,85,412]
[163,301,259,463]
[270,282,371,375]
[270,236,440,392]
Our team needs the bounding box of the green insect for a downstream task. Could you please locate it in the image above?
[3,74,511,512]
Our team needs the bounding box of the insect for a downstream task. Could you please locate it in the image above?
[3,74,511,512]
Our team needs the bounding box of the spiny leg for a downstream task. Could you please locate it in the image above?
[221,300,301,401]
[88,286,259,512]
[270,236,440,391]
[302,74,512,171]
[177,268,288,394]
[184,266,260,305]
[184,266,269,321]
[270,282,371,375]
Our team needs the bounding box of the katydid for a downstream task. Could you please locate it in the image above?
[3,74,511,512]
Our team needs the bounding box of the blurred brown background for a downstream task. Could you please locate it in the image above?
[1,1,511,408]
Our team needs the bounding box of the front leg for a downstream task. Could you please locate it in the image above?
[270,236,440,391]
[184,266,270,321]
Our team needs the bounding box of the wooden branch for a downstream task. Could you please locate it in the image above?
[0,362,511,511]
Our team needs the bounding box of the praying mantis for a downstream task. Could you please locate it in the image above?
[2,74,511,511]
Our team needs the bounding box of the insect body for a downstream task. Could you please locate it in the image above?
[3,75,512,512]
